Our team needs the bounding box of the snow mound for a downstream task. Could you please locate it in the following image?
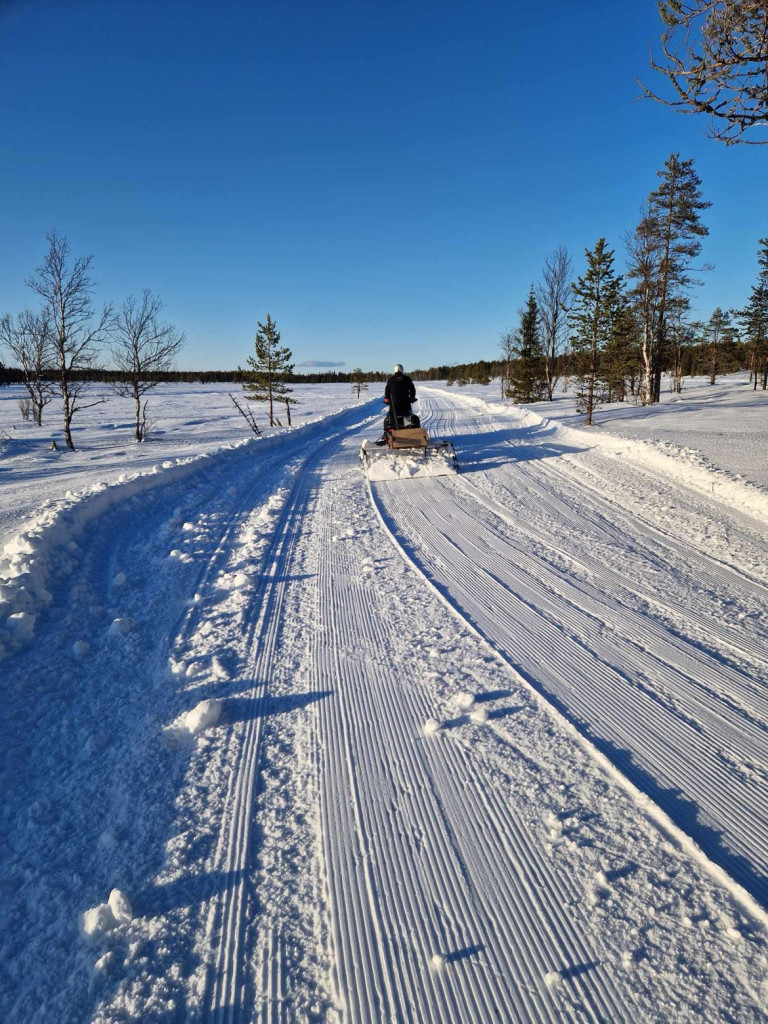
[80,890,132,938]
[108,888,133,924]
[80,903,116,938]
[185,698,223,735]
[108,616,135,636]
[362,444,458,482]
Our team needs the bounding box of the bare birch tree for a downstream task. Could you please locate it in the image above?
[0,309,55,425]
[110,290,185,441]
[26,231,112,450]
[498,330,515,399]
[536,246,572,400]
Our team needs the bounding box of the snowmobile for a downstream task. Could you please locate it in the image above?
[360,403,459,481]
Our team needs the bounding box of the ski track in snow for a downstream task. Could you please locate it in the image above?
[3,387,768,1022]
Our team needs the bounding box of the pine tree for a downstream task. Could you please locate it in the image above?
[736,238,768,390]
[507,287,546,404]
[570,240,622,425]
[240,314,295,427]
[350,367,368,400]
[699,307,735,385]
[627,154,710,404]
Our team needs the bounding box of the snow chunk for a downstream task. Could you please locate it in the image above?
[108,616,135,636]
[80,903,116,938]
[81,890,132,937]
[544,970,562,991]
[470,706,489,725]
[6,611,36,639]
[430,953,446,971]
[72,640,91,657]
[108,888,133,924]
[185,698,223,735]
[423,717,442,736]
[457,692,475,711]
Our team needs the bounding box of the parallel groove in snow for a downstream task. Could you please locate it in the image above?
[381,390,768,908]
[306,444,635,1022]
[193,410,379,1022]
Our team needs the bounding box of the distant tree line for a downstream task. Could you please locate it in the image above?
[0,366,389,386]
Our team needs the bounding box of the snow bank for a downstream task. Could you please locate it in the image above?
[449,391,768,526]
[0,401,377,659]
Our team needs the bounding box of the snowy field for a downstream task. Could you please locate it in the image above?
[0,382,373,549]
[2,374,768,1022]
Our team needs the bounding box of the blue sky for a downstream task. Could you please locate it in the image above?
[1,0,765,372]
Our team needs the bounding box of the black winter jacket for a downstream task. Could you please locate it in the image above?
[384,372,416,414]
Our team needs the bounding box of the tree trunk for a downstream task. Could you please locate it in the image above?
[61,379,75,451]
[134,386,143,441]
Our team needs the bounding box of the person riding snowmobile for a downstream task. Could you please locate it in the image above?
[376,364,419,444]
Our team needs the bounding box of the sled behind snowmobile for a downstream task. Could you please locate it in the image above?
[360,426,459,481]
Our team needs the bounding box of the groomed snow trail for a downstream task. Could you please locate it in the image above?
[374,389,768,906]
[5,390,768,1022]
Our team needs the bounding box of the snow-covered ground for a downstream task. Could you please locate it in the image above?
[2,374,768,1022]
[433,372,768,492]
[0,382,371,549]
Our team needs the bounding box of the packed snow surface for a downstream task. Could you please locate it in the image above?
[2,375,768,1022]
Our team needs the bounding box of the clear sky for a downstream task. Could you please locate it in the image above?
[1,0,766,372]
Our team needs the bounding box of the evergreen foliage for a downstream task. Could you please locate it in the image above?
[601,297,640,403]
[697,307,736,385]
[350,367,369,400]
[736,238,768,390]
[240,315,295,427]
[570,239,623,424]
[627,154,710,404]
[507,287,546,403]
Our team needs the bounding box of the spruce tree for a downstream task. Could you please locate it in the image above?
[507,287,546,404]
[736,238,768,390]
[601,296,639,403]
[240,314,295,427]
[570,240,622,425]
